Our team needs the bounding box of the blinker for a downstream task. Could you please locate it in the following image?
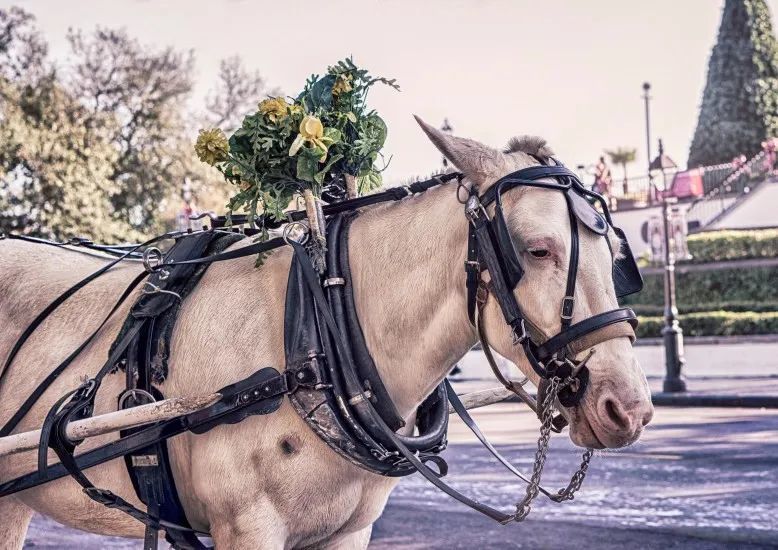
[483,164,643,298]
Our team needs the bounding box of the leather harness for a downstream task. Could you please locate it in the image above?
[0,162,643,546]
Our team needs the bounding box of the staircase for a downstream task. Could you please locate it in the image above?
[685,151,771,233]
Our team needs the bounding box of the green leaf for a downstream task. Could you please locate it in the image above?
[357,170,382,193]
[314,153,344,184]
[301,74,336,112]
[365,114,387,147]
[296,150,318,183]
[323,127,342,143]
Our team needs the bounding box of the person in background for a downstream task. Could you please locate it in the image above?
[594,156,615,208]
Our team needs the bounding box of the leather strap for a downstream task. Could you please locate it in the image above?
[533,308,637,362]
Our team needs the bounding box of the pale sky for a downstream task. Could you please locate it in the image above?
[8,0,778,182]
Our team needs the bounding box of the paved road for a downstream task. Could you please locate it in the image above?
[457,342,778,381]
[18,344,778,548]
[22,402,778,549]
[372,404,778,549]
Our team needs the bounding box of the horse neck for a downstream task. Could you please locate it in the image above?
[348,182,476,415]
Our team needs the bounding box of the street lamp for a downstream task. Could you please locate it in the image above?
[649,140,687,393]
[642,82,654,204]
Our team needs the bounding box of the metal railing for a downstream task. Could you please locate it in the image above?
[590,163,735,208]
[685,151,769,232]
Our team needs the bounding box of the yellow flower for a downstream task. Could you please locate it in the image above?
[289,103,304,116]
[332,73,353,96]
[289,115,332,160]
[258,97,289,122]
[194,128,229,165]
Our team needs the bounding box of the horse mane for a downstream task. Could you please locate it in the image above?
[503,136,554,160]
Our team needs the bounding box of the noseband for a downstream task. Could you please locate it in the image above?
[462,161,641,409]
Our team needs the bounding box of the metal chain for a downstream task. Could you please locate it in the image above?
[513,376,560,521]
[512,375,595,521]
[549,448,593,502]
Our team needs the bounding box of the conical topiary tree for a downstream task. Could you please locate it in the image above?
[688,0,778,167]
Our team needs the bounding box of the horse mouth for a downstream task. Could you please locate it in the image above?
[570,410,607,450]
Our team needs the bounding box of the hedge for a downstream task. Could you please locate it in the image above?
[630,301,778,316]
[621,265,778,307]
[636,311,778,338]
[684,228,778,263]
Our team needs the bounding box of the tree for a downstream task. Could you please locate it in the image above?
[688,0,778,167]
[67,27,196,231]
[0,6,275,241]
[204,56,278,133]
[0,8,137,241]
[606,147,637,193]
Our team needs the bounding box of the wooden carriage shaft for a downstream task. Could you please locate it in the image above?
[0,393,221,457]
[0,386,520,458]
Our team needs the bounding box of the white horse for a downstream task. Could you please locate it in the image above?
[0,118,653,549]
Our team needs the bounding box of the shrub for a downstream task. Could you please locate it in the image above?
[636,311,778,338]
[685,228,778,263]
[630,301,778,316]
[621,265,778,307]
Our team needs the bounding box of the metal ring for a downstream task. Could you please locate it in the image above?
[282,221,310,246]
[456,179,472,204]
[142,247,163,272]
[118,388,156,409]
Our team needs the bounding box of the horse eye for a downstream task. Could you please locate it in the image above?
[529,249,549,259]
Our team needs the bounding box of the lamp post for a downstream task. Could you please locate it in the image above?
[649,140,687,393]
[642,82,653,204]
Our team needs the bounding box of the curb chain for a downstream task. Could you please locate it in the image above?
[513,376,594,521]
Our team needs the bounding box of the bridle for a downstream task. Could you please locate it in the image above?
[462,161,641,412]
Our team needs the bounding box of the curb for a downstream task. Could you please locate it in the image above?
[650,392,778,408]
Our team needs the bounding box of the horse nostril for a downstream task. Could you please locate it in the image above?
[641,406,654,427]
[603,397,631,431]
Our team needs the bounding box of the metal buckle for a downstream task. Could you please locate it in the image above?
[323,277,346,288]
[464,196,486,222]
[560,295,575,320]
[282,221,310,246]
[512,319,528,345]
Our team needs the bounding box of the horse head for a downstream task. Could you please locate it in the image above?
[416,117,654,449]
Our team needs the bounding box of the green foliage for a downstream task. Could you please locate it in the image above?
[627,228,778,335]
[0,7,271,242]
[631,301,778,316]
[605,147,637,166]
[621,265,778,307]
[205,58,399,226]
[685,228,778,262]
[606,146,637,182]
[688,0,778,167]
[637,311,778,337]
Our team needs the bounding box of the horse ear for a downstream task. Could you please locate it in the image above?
[414,115,508,184]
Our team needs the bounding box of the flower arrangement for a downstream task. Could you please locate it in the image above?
[195,58,399,240]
